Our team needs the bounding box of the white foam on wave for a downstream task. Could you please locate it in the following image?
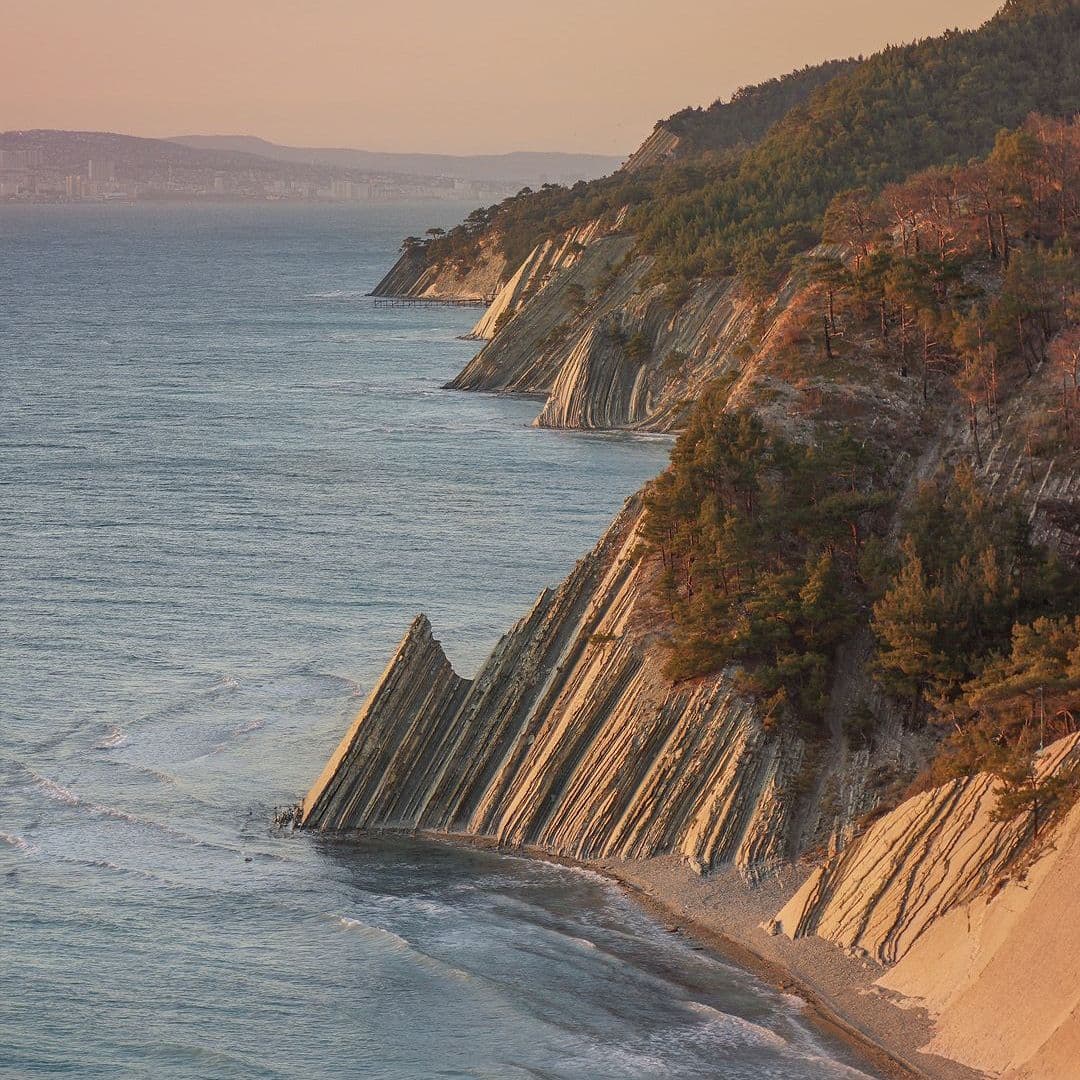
[684,999,878,1077]
[0,830,41,856]
[23,766,241,854]
[304,289,367,300]
[683,999,790,1049]
[28,771,80,805]
[95,725,129,750]
[334,916,411,951]
[333,915,477,986]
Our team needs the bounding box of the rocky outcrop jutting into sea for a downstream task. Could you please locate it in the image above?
[301,498,804,878]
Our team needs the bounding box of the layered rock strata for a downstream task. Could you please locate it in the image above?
[880,794,1080,1079]
[447,235,638,394]
[301,499,806,879]
[468,215,625,340]
[772,734,1080,964]
[449,245,781,432]
[769,734,1080,1078]
[370,235,508,302]
[621,126,682,173]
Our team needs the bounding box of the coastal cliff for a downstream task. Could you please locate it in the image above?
[302,293,1078,1079]
[452,253,780,432]
[301,498,806,878]
[370,231,508,302]
[323,7,1080,1074]
[769,735,1080,1079]
[773,734,1080,964]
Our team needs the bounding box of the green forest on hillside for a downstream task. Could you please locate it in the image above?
[636,0,1080,294]
[414,0,1080,830]
[643,112,1080,827]
[408,57,868,270]
[414,0,1079,301]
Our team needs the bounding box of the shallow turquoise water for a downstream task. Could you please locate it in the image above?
[1,203,876,1078]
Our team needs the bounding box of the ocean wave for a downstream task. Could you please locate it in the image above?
[334,915,411,952]
[27,771,80,805]
[0,831,41,856]
[95,725,129,750]
[112,761,178,786]
[333,915,477,986]
[303,289,368,301]
[52,852,176,887]
[683,999,791,1049]
[22,767,241,853]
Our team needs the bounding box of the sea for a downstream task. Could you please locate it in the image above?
[0,202,878,1079]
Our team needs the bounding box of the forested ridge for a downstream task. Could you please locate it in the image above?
[636,0,1080,293]
[652,59,859,160]
[412,0,1079,296]
[405,57,862,271]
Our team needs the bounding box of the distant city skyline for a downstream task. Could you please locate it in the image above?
[5,0,1002,155]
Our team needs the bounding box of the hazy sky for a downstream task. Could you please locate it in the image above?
[3,0,1003,155]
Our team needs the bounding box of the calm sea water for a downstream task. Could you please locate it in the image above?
[1,203,875,1079]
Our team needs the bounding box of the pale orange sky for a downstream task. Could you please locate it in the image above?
[3,0,1003,155]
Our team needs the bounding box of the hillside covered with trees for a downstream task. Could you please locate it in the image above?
[642,112,1080,826]
[408,0,1079,298]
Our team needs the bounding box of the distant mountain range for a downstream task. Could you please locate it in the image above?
[0,129,623,204]
[169,135,625,187]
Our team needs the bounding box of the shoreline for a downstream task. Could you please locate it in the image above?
[408,831,982,1080]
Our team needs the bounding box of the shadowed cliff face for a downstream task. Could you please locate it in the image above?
[377,231,768,433]
[370,205,776,434]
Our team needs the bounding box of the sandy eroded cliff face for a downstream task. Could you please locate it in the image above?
[879,791,1080,1080]
[769,735,1080,1079]
[772,734,1080,963]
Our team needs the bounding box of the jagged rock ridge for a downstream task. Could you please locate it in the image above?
[302,499,807,878]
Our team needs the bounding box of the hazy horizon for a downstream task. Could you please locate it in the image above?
[5,0,1001,156]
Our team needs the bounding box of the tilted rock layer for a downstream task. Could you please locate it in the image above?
[374,212,785,433]
[771,734,1080,1078]
[773,734,1080,964]
[370,234,508,303]
[880,792,1080,1079]
[302,499,807,879]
